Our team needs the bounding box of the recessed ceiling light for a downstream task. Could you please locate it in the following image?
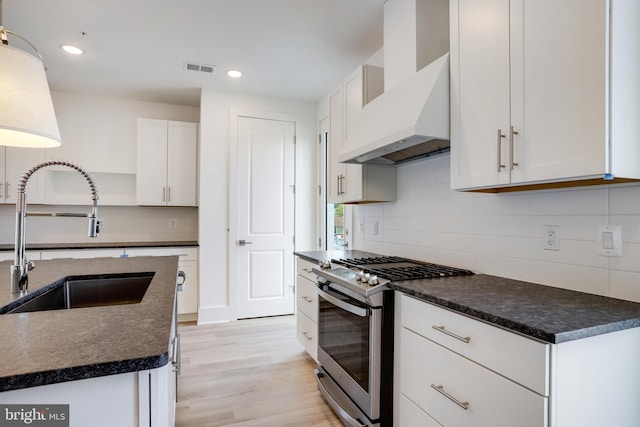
[61,45,84,55]
[226,69,242,78]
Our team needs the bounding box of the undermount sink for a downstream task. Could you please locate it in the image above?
[7,272,155,314]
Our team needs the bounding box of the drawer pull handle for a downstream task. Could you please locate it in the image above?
[302,332,313,341]
[432,325,471,343]
[430,384,469,410]
[303,268,313,273]
[301,296,313,303]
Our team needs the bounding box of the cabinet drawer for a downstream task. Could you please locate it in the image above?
[398,394,442,427]
[296,258,317,283]
[125,247,198,261]
[399,293,549,395]
[296,274,318,321]
[296,310,317,361]
[401,328,547,427]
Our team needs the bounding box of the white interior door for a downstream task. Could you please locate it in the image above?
[236,116,295,319]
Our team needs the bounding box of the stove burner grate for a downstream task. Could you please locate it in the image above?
[331,256,473,281]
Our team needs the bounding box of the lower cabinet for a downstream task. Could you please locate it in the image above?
[125,247,198,321]
[295,257,318,361]
[395,292,640,427]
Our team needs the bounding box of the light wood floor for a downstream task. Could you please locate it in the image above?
[176,315,343,427]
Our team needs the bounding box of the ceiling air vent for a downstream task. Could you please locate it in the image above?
[184,62,215,74]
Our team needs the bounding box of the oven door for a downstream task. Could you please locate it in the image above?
[317,284,382,421]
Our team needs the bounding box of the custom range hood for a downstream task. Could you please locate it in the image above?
[340,0,450,166]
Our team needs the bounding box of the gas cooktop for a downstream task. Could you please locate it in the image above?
[331,256,474,281]
[313,255,474,299]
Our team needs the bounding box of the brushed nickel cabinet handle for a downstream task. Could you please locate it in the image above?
[301,296,313,303]
[430,384,469,410]
[510,125,519,170]
[497,129,506,172]
[162,186,166,202]
[432,325,471,343]
[302,331,313,341]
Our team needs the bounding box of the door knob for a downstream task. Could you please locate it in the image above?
[238,239,253,246]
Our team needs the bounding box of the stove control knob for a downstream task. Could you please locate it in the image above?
[356,271,364,281]
[369,275,379,285]
[319,260,331,269]
[362,273,370,283]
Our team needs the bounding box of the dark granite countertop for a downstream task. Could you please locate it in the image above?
[0,256,179,392]
[0,241,198,252]
[294,250,382,264]
[294,250,640,344]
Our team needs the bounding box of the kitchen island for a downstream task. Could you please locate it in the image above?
[0,256,180,426]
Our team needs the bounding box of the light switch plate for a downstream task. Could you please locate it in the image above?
[597,225,622,256]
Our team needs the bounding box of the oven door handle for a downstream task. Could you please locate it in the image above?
[318,287,368,317]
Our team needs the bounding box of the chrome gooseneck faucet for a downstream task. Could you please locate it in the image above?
[11,161,100,294]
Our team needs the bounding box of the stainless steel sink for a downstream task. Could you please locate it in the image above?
[8,272,154,314]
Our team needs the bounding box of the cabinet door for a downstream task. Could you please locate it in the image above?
[176,259,198,315]
[511,0,607,183]
[451,0,511,189]
[328,88,344,203]
[3,147,44,204]
[125,247,198,316]
[137,118,169,206]
[166,121,197,206]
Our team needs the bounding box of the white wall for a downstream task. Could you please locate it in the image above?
[353,154,640,303]
[0,92,200,244]
[198,89,317,324]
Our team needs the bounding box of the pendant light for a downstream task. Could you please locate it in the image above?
[0,3,62,148]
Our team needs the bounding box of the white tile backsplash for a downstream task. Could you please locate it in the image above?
[353,154,640,302]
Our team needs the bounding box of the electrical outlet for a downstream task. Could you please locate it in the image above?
[544,225,560,251]
[169,218,177,228]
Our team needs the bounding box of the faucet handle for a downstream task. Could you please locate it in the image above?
[27,261,35,271]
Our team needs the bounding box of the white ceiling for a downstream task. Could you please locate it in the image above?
[3,0,384,107]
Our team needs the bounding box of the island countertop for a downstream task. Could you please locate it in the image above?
[294,250,640,344]
[0,256,179,392]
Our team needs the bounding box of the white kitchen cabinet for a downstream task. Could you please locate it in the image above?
[0,147,45,205]
[125,247,198,320]
[450,0,640,191]
[395,292,640,427]
[295,257,318,361]
[137,119,198,206]
[0,251,40,262]
[328,67,396,204]
[40,248,125,260]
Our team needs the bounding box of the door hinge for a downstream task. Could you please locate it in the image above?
[318,185,322,196]
[292,235,295,244]
[293,135,297,144]
[318,237,322,248]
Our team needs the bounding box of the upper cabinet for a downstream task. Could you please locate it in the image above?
[0,147,45,205]
[137,119,198,206]
[450,0,640,191]
[328,65,397,204]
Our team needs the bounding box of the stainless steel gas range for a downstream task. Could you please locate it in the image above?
[312,256,473,427]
